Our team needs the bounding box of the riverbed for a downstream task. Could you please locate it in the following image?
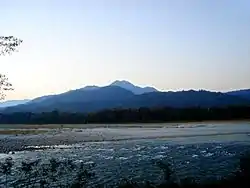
[0,122,250,187]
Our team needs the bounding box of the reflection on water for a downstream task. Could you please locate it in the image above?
[1,138,250,187]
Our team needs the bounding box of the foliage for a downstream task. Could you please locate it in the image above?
[0,74,13,100]
[0,36,23,56]
[0,36,22,100]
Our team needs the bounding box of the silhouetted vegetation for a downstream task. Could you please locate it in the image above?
[0,36,22,100]
[0,36,22,56]
[0,154,250,187]
[0,74,13,100]
[0,106,250,124]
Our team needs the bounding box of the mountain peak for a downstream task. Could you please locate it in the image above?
[110,80,158,94]
[111,80,135,87]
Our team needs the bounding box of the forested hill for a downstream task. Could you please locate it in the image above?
[0,106,250,124]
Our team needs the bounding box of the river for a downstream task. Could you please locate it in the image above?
[0,122,250,187]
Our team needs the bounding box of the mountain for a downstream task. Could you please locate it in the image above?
[2,81,250,113]
[1,80,156,112]
[28,95,55,104]
[2,88,250,114]
[0,99,30,108]
[110,80,158,94]
[2,86,135,113]
[226,89,250,100]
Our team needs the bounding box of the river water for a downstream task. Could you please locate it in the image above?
[1,123,250,187]
[2,139,250,187]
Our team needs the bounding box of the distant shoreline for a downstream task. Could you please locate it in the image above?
[0,119,250,130]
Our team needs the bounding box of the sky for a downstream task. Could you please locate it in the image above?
[1,0,250,100]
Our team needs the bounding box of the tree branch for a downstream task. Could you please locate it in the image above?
[0,36,23,56]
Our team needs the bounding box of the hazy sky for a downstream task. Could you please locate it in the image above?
[1,0,250,100]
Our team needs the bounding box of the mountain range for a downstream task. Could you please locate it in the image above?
[0,80,250,113]
[226,89,250,101]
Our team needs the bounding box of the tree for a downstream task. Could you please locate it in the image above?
[0,74,13,100]
[0,36,22,100]
[0,36,22,56]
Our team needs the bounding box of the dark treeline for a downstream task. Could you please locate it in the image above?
[0,106,250,124]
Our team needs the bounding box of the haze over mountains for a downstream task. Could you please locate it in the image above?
[0,99,30,108]
[0,80,250,113]
[79,80,158,94]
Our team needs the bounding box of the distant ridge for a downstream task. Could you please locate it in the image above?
[1,81,249,113]
[0,99,30,108]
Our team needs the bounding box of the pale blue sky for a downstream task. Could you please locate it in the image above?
[1,0,250,100]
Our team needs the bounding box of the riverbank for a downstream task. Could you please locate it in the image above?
[0,122,250,153]
[0,119,250,129]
